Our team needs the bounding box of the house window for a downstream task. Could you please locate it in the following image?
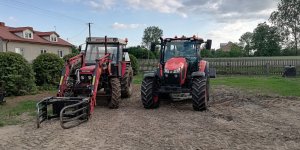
[15,48,24,55]
[41,49,47,54]
[50,35,58,42]
[24,30,33,39]
[58,50,63,58]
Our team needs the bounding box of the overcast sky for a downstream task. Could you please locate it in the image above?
[0,0,279,48]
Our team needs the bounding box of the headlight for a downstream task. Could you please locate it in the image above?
[173,68,181,73]
[80,75,85,80]
[88,76,92,80]
[164,68,170,73]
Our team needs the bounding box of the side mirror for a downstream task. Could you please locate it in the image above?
[206,39,212,50]
[150,43,156,52]
[123,48,129,52]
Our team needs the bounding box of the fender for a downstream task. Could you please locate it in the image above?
[199,60,207,73]
[144,72,156,78]
[191,71,206,78]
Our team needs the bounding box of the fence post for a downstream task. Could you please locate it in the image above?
[265,62,270,76]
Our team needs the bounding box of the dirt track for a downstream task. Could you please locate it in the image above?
[1,84,300,150]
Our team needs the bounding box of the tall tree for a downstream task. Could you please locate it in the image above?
[239,32,253,56]
[142,26,163,48]
[252,22,282,56]
[270,0,300,55]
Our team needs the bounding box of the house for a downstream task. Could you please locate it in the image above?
[0,22,72,62]
[220,42,234,52]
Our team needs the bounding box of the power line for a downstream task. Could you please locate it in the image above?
[1,0,87,23]
[69,26,88,39]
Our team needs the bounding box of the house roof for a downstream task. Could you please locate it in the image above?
[0,22,72,47]
[35,31,59,37]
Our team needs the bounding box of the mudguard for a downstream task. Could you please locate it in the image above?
[143,71,156,78]
[191,71,206,78]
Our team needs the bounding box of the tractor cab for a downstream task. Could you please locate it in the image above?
[84,37,127,65]
[161,37,207,74]
[152,36,212,87]
[72,37,129,96]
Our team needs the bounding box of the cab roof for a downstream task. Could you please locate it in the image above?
[86,37,128,45]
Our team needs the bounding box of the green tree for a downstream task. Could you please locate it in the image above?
[239,32,253,56]
[252,22,282,56]
[71,46,80,54]
[142,26,163,48]
[270,0,300,55]
[229,44,243,57]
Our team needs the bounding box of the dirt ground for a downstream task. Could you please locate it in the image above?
[1,84,300,150]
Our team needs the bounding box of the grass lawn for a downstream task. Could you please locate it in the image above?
[211,76,300,97]
[133,74,300,97]
[0,100,36,127]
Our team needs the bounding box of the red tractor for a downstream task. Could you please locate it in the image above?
[141,36,216,111]
[37,36,133,128]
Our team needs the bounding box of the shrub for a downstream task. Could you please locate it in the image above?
[128,46,156,59]
[32,53,64,86]
[129,54,139,75]
[0,52,36,96]
[63,53,78,62]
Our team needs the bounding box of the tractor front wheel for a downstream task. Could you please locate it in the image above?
[108,78,121,109]
[121,67,133,98]
[192,77,208,111]
[141,77,159,109]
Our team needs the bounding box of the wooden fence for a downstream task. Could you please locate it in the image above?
[138,57,300,75]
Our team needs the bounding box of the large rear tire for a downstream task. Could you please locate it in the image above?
[192,77,208,111]
[141,77,159,109]
[108,78,121,109]
[121,67,133,98]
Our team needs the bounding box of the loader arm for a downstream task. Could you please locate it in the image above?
[57,53,85,97]
[89,53,111,113]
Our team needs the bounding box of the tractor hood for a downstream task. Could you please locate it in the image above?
[80,65,95,74]
[165,57,187,71]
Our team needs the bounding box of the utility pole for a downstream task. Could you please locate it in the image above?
[87,23,93,38]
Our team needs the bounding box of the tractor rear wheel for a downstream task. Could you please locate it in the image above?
[192,77,208,111]
[141,77,159,109]
[121,67,133,98]
[108,78,121,109]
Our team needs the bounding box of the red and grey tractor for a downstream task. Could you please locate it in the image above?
[141,36,216,111]
[37,36,133,128]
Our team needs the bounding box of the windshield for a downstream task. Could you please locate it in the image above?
[164,41,198,62]
[85,44,118,64]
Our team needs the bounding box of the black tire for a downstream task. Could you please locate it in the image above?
[192,77,208,111]
[121,67,133,98]
[141,77,159,109]
[108,78,121,109]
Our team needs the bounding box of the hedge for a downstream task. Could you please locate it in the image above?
[0,52,36,96]
[63,53,78,62]
[129,54,139,75]
[32,53,64,86]
[128,46,156,59]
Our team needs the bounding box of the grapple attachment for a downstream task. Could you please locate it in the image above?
[36,97,90,129]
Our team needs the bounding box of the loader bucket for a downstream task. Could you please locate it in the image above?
[36,97,90,129]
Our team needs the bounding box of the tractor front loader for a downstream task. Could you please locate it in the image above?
[37,37,133,129]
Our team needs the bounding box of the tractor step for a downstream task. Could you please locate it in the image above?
[36,97,90,129]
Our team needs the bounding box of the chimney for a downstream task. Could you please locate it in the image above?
[0,22,5,27]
